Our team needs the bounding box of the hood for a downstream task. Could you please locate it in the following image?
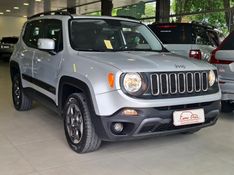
[78,51,215,72]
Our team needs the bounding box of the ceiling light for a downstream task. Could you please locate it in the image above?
[6,10,11,12]
[24,3,29,6]
[23,15,27,18]
[14,7,19,10]
[35,0,41,2]
[0,12,4,15]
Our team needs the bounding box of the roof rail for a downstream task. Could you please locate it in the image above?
[28,10,73,20]
[115,15,139,20]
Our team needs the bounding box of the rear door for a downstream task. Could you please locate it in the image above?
[20,20,43,87]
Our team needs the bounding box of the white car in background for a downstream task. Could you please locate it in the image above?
[148,22,223,61]
[210,32,234,112]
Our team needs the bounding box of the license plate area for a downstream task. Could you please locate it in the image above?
[173,108,205,126]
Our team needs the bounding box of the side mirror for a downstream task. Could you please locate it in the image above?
[37,38,55,51]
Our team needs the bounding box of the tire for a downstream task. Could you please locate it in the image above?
[181,128,200,135]
[221,101,233,113]
[63,93,101,153]
[12,74,32,111]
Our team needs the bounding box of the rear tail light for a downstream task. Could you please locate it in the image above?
[189,50,202,60]
[209,48,233,64]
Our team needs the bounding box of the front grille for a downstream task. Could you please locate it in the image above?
[151,71,208,96]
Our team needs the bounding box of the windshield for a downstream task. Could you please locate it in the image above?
[69,19,162,52]
[1,37,18,44]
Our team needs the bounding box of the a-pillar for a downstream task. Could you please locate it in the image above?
[67,0,76,14]
[156,0,170,23]
[101,0,113,16]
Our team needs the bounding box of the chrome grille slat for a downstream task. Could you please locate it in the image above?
[202,72,209,91]
[151,74,160,95]
[150,71,209,96]
[186,72,194,93]
[169,73,177,94]
[178,73,186,94]
[194,72,201,92]
[160,74,169,95]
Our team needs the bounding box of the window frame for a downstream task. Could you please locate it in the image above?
[43,19,63,52]
[23,18,63,53]
[23,19,44,49]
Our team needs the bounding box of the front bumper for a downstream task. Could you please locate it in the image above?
[94,100,220,141]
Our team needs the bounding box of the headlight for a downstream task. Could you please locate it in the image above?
[122,73,144,95]
[208,70,216,87]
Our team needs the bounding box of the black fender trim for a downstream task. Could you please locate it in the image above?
[9,61,20,80]
[58,76,109,140]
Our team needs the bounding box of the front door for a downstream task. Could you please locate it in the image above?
[33,19,63,100]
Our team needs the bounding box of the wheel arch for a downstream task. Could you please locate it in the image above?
[9,61,21,81]
[58,76,98,114]
[58,76,108,140]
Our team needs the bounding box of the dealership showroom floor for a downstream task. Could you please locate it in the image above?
[1,62,234,175]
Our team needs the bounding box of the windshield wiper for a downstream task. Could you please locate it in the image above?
[77,48,107,52]
[114,48,151,51]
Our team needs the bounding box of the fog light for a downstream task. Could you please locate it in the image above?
[113,123,123,133]
[122,109,138,116]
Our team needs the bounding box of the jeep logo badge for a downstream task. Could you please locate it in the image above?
[175,64,186,69]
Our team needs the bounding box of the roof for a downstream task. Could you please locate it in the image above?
[28,14,141,24]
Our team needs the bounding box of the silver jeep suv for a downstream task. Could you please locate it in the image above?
[10,11,221,153]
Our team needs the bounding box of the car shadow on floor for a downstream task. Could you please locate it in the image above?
[220,111,234,121]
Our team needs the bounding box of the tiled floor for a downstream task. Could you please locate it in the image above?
[1,61,234,175]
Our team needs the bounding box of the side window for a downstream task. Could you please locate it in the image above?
[44,19,63,52]
[192,26,213,46]
[23,20,43,48]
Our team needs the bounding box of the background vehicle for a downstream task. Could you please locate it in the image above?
[210,32,234,112]
[10,12,221,153]
[148,22,222,61]
[0,36,18,61]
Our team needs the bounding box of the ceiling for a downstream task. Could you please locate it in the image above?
[0,0,151,18]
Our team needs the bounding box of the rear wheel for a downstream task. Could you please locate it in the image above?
[221,101,233,113]
[12,74,32,111]
[63,93,101,153]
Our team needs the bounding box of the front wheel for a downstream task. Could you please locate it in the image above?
[12,74,32,111]
[63,93,101,153]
